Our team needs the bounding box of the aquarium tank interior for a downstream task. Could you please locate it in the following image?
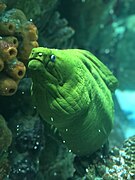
[0,0,135,179]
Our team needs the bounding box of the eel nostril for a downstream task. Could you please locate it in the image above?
[38,52,43,57]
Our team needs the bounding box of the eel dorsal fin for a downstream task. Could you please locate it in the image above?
[78,49,118,92]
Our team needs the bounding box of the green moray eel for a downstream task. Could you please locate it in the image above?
[28,47,118,156]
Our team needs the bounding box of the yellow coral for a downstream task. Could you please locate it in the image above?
[0,2,39,96]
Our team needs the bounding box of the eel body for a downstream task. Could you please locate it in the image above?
[28,47,118,156]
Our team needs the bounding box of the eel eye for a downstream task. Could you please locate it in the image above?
[38,52,43,57]
[50,54,56,62]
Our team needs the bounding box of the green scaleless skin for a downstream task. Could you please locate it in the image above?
[28,47,118,156]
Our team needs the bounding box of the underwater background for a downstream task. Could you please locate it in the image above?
[0,0,135,179]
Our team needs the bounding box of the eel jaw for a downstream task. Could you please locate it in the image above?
[28,58,45,71]
[46,64,64,86]
[28,58,63,86]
